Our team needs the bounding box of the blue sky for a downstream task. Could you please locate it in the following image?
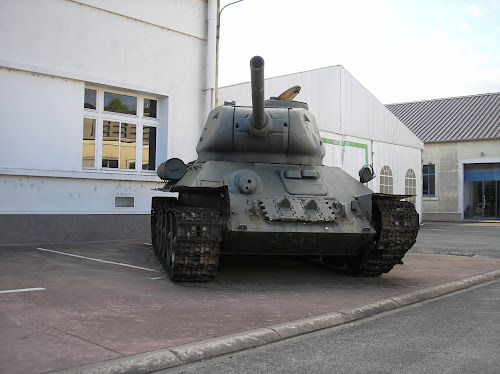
[217,0,500,103]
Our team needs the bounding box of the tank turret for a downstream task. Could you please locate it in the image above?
[196,56,325,165]
[151,56,419,282]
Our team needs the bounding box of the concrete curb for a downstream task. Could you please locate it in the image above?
[169,328,281,364]
[53,269,500,374]
[54,350,183,374]
[268,312,348,339]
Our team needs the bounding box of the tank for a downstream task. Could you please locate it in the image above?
[151,56,419,282]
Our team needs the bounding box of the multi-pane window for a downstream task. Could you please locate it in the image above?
[82,118,96,167]
[83,87,158,172]
[423,164,435,196]
[380,165,393,194]
[405,169,417,204]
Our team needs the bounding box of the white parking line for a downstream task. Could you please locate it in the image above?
[0,287,46,294]
[37,248,158,272]
[149,277,164,280]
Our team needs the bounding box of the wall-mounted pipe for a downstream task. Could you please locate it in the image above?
[205,0,217,120]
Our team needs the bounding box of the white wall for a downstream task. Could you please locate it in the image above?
[0,175,162,214]
[0,0,208,216]
[77,0,207,40]
[339,68,422,149]
[372,141,422,210]
[0,68,168,214]
[0,0,208,163]
[0,69,83,172]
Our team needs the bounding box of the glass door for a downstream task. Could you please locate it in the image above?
[465,180,499,219]
[484,181,498,218]
[467,181,483,218]
[464,163,500,219]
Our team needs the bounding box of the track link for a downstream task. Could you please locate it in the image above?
[354,200,419,276]
[153,201,222,282]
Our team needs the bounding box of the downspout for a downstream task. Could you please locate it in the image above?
[420,147,424,223]
[205,0,217,122]
[215,0,244,107]
[215,0,220,107]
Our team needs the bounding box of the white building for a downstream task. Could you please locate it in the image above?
[0,0,217,244]
[219,66,424,217]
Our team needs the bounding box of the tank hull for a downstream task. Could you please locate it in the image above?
[152,160,418,282]
[170,159,377,241]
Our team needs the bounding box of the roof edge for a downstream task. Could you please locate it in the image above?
[424,137,500,144]
[220,64,344,90]
[385,91,500,106]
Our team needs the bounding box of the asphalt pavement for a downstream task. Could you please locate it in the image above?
[0,221,499,374]
[163,279,500,374]
[410,221,500,259]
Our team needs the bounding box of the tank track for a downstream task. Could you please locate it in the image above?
[153,202,222,282]
[350,199,419,276]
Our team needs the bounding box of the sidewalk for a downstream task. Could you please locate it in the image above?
[1,240,499,374]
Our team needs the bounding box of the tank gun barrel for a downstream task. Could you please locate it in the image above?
[250,56,266,129]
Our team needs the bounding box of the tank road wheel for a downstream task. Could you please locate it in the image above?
[156,211,168,258]
[343,200,419,276]
[165,212,177,272]
[151,203,160,251]
[156,209,179,280]
[152,203,222,282]
[152,197,176,253]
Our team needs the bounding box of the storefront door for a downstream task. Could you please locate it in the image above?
[464,163,500,219]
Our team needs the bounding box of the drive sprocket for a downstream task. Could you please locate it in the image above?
[346,199,419,276]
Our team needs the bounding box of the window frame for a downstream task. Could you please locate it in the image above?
[83,86,159,173]
[82,117,97,168]
[380,165,394,194]
[423,164,436,196]
[405,168,417,204]
[143,97,159,119]
[100,119,138,171]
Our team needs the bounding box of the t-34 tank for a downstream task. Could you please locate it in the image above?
[151,56,419,282]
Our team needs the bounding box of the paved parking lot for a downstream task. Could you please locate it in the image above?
[411,221,500,258]
[0,222,499,373]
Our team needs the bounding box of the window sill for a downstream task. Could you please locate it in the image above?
[1,167,162,182]
[82,169,160,181]
[423,196,439,201]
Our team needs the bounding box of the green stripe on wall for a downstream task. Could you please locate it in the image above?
[321,138,341,146]
[321,137,369,165]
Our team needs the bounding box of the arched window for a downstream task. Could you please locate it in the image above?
[380,165,393,194]
[405,169,417,204]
